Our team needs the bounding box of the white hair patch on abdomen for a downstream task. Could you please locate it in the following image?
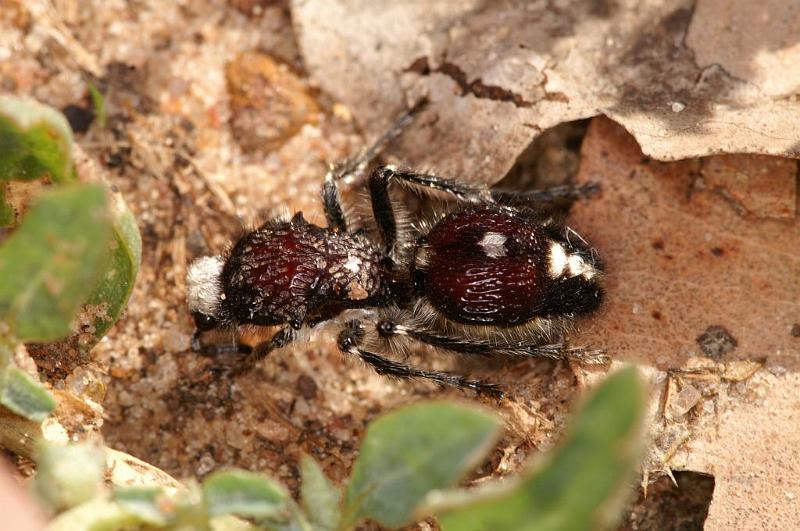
[479,231,508,258]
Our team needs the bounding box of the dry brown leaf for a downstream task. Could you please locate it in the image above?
[570,117,800,529]
[570,117,798,369]
[293,0,800,184]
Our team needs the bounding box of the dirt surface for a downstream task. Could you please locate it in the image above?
[2,1,799,529]
[621,471,715,531]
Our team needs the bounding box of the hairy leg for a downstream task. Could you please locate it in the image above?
[322,99,428,232]
[375,318,609,364]
[337,320,504,398]
[491,182,600,207]
[367,165,493,253]
[193,328,295,374]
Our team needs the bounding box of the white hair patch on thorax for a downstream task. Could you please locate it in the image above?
[186,255,224,316]
[479,232,508,258]
[548,242,568,278]
[343,255,362,273]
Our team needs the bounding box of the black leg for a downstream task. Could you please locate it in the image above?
[322,99,428,232]
[242,328,295,369]
[367,167,397,253]
[367,171,600,251]
[368,165,493,253]
[329,98,429,184]
[376,319,609,364]
[371,165,491,203]
[191,330,250,358]
[194,328,295,374]
[322,178,348,232]
[491,182,601,207]
[337,320,504,398]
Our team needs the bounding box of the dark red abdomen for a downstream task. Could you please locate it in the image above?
[413,207,549,326]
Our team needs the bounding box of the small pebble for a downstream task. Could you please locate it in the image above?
[296,374,318,399]
[196,453,216,476]
[162,328,190,353]
[670,384,702,418]
[696,325,738,359]
[255,420,290,442]
[293,398,311,416]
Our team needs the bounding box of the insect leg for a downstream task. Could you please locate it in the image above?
[375,319,609,363]
[322,99,428,232]
[337,320,504,398]
[194,328,295,375]
[491,182,601,206]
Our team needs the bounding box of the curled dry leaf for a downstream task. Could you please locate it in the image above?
[569,117,800,530]
[293,0,800,183]
[569,117,798,369]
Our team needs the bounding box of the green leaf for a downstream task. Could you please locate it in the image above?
[0,96,139,346]
[0,186,12,226]
[300,455,341,530]
[113,486,170,526]
[0,95,75,185]
[46,499,143,531]
[81,190,141,342]
[209,515,260,531]
[171,484,212,529]
[34,442,106,512]
[434,367,646,531]
[88,83,107,129]
[343,402,501,529]
[0,184,110,341]
[203,469,288,519]
[0,365,55,420]
[0,339,11,366]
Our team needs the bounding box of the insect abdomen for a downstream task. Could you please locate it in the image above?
[412,206,602,326]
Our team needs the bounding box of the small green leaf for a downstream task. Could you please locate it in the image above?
[209,515,260,531]
[434,367,646,531]
[46,499,143,531]
[0,184,110,341]
[35,442,106,512]
[88,83,107,129]
[82,191,141,342]
[0,95,76,184]
[203,469,288,519]
[300,455,341,530]
[0,365,55,420]
[0,337,14,366]
[343,402,501,529]
[171,484,212,529]
[0,96,139,346]
[113,486,170,526]
[0,187,12,226]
